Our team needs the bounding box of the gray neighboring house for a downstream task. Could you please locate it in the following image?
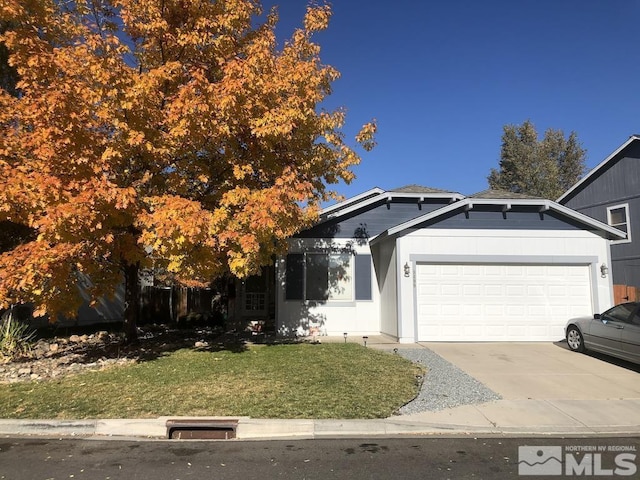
[558,135,640,300]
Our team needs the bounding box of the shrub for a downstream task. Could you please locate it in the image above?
[0,310,36,361]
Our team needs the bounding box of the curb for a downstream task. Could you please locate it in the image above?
[2,417,640,440]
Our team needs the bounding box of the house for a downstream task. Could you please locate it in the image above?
[558,135,640,303]
[268,185,623,343]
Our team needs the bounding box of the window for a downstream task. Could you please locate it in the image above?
[631,306,640,327]
[607,204,631,243]
[602,303,636,323]
[327,253,353,301]
[244,273,266,311]
[285,253,372,302]
[306,253,331,301]
[245,293,265,311]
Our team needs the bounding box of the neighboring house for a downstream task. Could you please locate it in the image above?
[270,185,623,343]
[7,273,125,328]
[558,135,640,302]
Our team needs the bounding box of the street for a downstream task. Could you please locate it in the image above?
[1,436,639,479]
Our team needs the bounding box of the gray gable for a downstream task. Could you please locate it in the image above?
[298,185,623,243]
[403,205,594,231]
[560,136,640,207]
[559,136,640,288]
[296,197,452,239]
[370,197,624,245]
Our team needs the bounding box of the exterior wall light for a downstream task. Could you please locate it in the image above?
[404,262,411,277]
[600,263,609,278]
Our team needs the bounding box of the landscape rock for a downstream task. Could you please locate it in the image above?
[0,325,224,384]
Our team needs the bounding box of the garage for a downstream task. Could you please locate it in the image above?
[415,262,593,342]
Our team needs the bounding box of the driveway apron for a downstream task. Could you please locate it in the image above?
[420,342,640,400]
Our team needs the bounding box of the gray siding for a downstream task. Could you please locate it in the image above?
[561,142,640,287]
[611,257,640,288]
[563,150,640,209]
[411,206,592,231]
[297,199,449,239]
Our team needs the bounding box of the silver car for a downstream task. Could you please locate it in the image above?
[565,302,640,365]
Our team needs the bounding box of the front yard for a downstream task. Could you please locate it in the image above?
[0,342,424,419]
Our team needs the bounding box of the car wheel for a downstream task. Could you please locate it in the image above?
[566,326,585,353]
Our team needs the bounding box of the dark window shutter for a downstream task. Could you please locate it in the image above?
[305,254,329,301]
[355,254,372,300]
[285,254,304,300]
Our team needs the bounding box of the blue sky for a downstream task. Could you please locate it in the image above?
[264,0,640,201]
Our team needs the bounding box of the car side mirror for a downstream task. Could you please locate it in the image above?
[594,314,601,320]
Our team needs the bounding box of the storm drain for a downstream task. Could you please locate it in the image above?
[166,419,238,440]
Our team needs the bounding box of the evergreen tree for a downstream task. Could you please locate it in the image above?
[488,120,586,199]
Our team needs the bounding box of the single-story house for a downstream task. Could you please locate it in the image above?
[267,185,624,343]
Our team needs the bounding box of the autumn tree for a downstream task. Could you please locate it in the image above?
[0,20,17,95]
[487,120,586,199]
[0,19,36,256]
[0,0,376,343]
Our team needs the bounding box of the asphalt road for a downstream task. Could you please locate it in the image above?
[1,436,639,479]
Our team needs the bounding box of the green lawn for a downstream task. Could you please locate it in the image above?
[0,343,423,419]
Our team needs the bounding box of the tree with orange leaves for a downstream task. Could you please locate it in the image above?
[0,0,376,343]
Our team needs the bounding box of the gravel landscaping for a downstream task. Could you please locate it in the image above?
[389,346,501,414]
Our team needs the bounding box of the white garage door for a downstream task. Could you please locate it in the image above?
[416,263,593,342]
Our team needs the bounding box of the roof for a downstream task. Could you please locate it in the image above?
[369,197,627,245]
[557,135,640,203]
[469,189,542,200]
[389,184,460,195]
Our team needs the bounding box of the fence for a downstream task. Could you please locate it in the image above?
[613,284,640,304]
[140,286,220,324]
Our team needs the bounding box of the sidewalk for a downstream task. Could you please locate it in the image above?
[2,397,640,440]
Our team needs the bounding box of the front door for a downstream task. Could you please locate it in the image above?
[240,266,275,331]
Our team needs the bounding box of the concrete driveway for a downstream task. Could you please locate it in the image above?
[422,342,640,400]
[397,342,640,433]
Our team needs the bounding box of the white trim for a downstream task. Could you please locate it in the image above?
[607,203,632,244]
[550,202,625,239]
[369,198,627,244]
[557,136,640,202]
[408,254,599,264]
[320,187,384,215]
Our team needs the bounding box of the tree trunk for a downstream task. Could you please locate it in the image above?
[123,262,140,345]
